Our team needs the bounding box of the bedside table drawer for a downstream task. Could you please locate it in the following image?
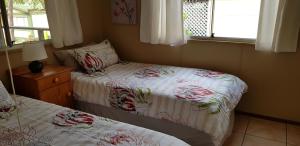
[37,72,71,91]
[40,83,73,107]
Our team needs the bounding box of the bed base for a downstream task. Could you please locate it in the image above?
[75,100,235,146]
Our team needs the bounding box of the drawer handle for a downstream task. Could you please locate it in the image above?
[67,92,72,97]
[53,78,60,83]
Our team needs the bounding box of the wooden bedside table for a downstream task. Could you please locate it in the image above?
[12,65,74,108]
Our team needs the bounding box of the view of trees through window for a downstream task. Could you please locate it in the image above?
[5,0,50,44]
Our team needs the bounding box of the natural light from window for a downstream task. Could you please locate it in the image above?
[213,0,261,39]
[5,0,50,44]
[183,0,261,40]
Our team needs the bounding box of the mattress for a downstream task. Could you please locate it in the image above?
[72,62,248,146]
[0,96,189,146]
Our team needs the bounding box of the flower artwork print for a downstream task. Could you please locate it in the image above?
[112,0,136,24]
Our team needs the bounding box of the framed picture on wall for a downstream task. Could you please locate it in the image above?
[111,0,137,24]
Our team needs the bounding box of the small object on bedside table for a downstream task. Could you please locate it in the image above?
[22,41,48,73]
[12,65,74,108]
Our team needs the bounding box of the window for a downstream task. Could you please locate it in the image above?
[183,0,261,41]
[0,0,50,46]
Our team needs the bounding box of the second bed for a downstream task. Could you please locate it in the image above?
[72,62,247,146]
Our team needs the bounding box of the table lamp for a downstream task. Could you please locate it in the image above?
[22,42,48,73]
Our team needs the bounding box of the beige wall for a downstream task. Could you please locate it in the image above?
[101,0,300,122]
[0,0,104,88]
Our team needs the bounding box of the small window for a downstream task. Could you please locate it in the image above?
[183,0,261,41]
[2,0,51,45]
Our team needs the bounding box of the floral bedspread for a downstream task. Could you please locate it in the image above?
[0,96,189,146]
[72,62,248,146]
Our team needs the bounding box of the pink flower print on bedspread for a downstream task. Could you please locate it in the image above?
[0,106,15,119]
[108,85,152,112]
[135,69,160,78]
[109,87,136,111]
[108,134,133,145]
[176,85,214,101]
[134,66,175,79]
[97,129,156,146]
[0,106,14,112]
[53,110,95,127]
[194,69,225,78]
[175,85,223,114]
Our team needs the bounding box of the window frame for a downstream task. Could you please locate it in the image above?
[10,26,51,41]
[190,36,256,44]
[0,40,51,52]
[0,0,51,50]
[184,0,259,44]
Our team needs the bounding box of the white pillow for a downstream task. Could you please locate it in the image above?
[72,40,119,73]
[0,81,16,119]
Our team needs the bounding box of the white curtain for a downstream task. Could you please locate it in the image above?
[256,0,300,52]
[140,0,186,46]
[45,0,83,48]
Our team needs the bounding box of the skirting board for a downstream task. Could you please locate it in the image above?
[236,110,300,125]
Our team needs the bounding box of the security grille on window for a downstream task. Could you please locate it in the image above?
[183,0,261,40]
[0,0,50,46]
[183,0,211,37]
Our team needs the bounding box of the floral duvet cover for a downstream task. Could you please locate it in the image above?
[0,96,189,146]
[72,62,248,146]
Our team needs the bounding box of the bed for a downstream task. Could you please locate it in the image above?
[0,95,190,146]
[72,62,248,146]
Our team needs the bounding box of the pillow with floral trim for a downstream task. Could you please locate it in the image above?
[54,42,98,71]
[0,81,16,119]
[72,40,119,73]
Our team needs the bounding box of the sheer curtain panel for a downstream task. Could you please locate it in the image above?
[140,0,186,46]
[45,0,83,48]
[256,0,300,52]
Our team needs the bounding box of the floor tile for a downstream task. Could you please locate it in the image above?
[223,132,244,146]
[246,117,286,142]
[234,114,249,134]
[243,135,286,146]
[287,124,300,146]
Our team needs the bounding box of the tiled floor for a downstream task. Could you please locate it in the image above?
[224,114,300,146]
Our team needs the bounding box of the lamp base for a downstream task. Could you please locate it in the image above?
[29,61,44,73]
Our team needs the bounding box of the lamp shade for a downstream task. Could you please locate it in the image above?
[23,42,48,61]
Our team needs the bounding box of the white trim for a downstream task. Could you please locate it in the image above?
[0,26,51,51]
[207,0,214,37]
[190,36,256,44]
[9,26,49,30]
[0,39,51,52]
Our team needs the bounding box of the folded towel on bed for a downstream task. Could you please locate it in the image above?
[53,110,95,127]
